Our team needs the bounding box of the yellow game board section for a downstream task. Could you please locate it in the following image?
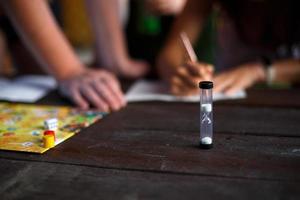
[0,103,105,154]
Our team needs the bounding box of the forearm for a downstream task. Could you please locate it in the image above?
[157,0,213,69]
[85,0,129,67]
[1,0,84,80]
[240,58,300,85]
[271,59,300,84]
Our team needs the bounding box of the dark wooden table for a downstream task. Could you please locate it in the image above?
[1,88,300,200]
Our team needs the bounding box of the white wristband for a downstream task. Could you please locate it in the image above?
[266,66,275,85]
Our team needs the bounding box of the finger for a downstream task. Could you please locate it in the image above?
[80,84,109,112]
[200,66,213,80]
[185,61,213,78]
[69,85,89,110]
[93,79,123,111]
[213,73,234,93]
[171,76,185,87]
[171,84,190,96]
[173,74,208,90]
[185,61,201,76]
[223,82,243,95]
[171,78,198,96]
[172,85,198,96]
[171,84,181,95]
[176,67,201,88]
[100,73,126,106]
[206,64,215,73]
[102,80,126,107]
[101,71,123,91]
[205,64,215,78]
[178,81,199,96]
[171,75,194,90]
[170,76,187,95]
[223,78,248,95]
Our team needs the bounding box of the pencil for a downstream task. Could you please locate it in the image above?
[180,32,198,62]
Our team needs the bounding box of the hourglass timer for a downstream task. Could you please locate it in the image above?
[199,81,213,149]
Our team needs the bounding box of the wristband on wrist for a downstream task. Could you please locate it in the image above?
[260,56,275,85]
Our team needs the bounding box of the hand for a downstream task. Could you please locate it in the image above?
[159,61,214,96]
[213,62,265,95]
[145,0,186,15]
[58,68,126,112]
[116,58,150,79]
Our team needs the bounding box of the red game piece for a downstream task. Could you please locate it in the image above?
[44,130,56,141]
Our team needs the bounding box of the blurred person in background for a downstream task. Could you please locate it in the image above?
[0,0,126,112]
[0,0,187,112]
[85,0,187,78]
[157,0,300,96]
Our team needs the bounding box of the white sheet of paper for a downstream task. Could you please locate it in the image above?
[126,80,246,102]
[0,75,56,102]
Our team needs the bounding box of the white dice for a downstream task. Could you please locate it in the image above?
[44,118,58,130]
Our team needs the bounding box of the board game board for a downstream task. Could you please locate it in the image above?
[0,103,106,153]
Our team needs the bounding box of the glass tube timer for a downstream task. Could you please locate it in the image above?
[199,81,213,149]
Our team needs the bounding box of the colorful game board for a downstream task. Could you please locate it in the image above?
[0,103,106,153]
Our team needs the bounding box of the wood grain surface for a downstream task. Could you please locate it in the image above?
[1,88,300,199]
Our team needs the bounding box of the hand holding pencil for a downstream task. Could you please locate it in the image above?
[170,32,214,96]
